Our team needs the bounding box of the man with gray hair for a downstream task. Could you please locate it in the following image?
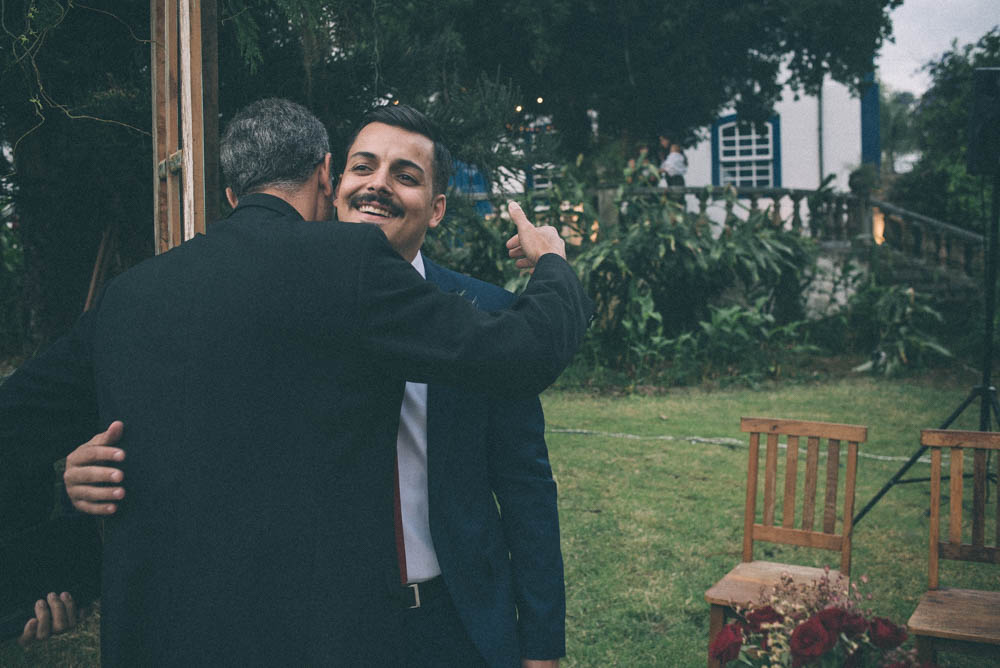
[0,97,590,665]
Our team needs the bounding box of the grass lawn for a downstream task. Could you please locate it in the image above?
[3,370,998,666]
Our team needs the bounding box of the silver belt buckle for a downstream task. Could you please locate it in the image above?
[408,582,421,609]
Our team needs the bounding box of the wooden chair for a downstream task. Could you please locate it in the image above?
[907,429,1000,664]
[705,417,867,668]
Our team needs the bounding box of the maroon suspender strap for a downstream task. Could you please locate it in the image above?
[393,456,408,585]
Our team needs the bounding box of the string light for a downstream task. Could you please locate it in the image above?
[536,97,543,104]
[515,105,523,112]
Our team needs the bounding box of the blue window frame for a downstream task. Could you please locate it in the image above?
[711,114,781,187]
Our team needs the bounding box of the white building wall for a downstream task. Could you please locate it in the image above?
[684,78,862,193]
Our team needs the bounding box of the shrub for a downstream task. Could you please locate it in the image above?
[845,279,952,375]
[573,180,816,379]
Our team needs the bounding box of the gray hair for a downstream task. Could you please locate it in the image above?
[220,98,330,198]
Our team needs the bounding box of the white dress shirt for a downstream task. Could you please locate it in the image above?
[396,251,442,582]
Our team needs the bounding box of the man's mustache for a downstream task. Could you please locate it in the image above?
[348,193,404,218]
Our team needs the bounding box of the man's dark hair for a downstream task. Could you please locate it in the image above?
[221,98,330,198]
[344,104,453,196]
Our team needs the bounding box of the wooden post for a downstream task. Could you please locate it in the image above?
[201,0,220,225]
[179,0,206,240]
[151,0,169,253]
[164,0,181,250]
[151,0,216,253]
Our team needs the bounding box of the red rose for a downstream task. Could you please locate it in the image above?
[868,617,907,649]
[815,607,848,636]
[709,623,743,664]
[842,611,867,636]
[790,616,834,667]
[745,605,784,632]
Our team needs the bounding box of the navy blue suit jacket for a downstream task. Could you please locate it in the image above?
[424,258,565,667]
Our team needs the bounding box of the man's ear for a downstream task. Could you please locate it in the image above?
[225,187,238,209]
[318,153,333,198]
[428,194,447,230]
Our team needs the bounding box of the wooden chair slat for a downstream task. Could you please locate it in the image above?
[949,448,963,546]
[840,442,858,574]
[752,524,842,551]
[782,435,799,528]
[802,436,819,531]
[743,432,760,562]
[972,449,986,549]
[740,417,866,442]
[929,447,942,589]
[922,429,1000,449]
[763,433,779,526]
[823,439,840,534]
[939,543,1000,564]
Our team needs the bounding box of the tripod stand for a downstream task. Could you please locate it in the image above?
[853,169,1000,527]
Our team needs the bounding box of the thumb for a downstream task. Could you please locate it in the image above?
[507,200,533,231]
[97,420,125,446]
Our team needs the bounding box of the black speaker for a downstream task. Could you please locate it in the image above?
[968,67,1000,175]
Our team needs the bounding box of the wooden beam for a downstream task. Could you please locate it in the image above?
[151,0,168,254]
[180,0,206,239]
[201,0,220,225]
[165,0,181,249]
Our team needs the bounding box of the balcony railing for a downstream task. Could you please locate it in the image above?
[464,183,985,280]
[871,198,984,278]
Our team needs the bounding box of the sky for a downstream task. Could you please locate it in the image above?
[876,0,998,95]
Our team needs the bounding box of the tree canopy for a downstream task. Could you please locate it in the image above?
[1,0,902,347]
[888,27,1000,232]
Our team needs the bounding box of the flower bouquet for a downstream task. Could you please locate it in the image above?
[709,568,929,667]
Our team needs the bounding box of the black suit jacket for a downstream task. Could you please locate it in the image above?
[0,194,590,666]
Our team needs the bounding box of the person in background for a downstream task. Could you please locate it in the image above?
[662,142,688,187]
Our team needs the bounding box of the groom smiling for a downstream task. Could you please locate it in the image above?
[333,105,566,667]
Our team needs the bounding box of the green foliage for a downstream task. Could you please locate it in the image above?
[446,0,903,156]
[879,87,917,176]
[845,280,952,376]
[0,1,152,343]
[665,300,818,386]
[889,27,999,233]
[567,177,816,383]
[0,207,28,357]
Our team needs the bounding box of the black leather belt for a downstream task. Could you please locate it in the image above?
[393,575,447,609]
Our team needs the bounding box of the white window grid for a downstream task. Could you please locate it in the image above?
[717,121,774,187]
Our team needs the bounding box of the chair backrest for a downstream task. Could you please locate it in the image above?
[740,417,868,574]
[920,429,1000,589]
